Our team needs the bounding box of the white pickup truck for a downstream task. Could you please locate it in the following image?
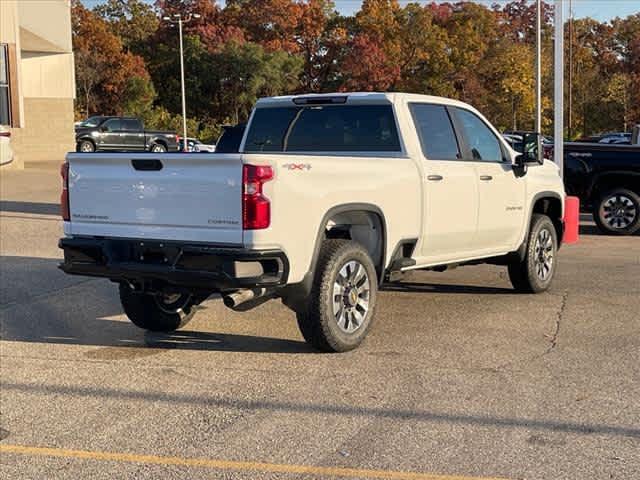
[60,93,566,352]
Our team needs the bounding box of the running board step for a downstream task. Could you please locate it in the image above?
[390,258,416,271]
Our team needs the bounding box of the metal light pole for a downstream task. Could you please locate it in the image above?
[554,0,564,178]
[568,0,573,140]
[162,12,200,151]
[535,0,542,162]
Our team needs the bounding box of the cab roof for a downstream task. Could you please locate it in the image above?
[255,92,474,111]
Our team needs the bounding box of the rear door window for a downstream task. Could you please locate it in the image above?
[410,104,460,160]
[244,105,401,153]
[122,119,142,131]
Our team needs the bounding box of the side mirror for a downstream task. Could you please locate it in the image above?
[100,125,108,132]
[515,132,543,166]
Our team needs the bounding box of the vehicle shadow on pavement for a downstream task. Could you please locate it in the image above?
[382,282,513,294]
[579,214,640,236]
[0,200,60,216]
[0,256,311,354]
[578,224,639,236]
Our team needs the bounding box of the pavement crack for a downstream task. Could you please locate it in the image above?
[545,291,569,354]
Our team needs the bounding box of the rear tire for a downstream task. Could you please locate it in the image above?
[150,143,167,153]
[508,214,558,293]
[593,188,640,235]
[296,240,378,352]
[119,284,195,332]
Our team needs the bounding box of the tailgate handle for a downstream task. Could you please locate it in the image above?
[132,159,163,171]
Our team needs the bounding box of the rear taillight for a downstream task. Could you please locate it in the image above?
[0,130,10,137]
[243,164,273,230]
[61,162,70,221]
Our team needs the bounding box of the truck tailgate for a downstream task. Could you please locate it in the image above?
[66,153,243,244]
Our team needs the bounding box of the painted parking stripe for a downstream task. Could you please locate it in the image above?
[0,444,508,480]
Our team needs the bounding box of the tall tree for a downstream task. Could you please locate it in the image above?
[155,0,244,52]
[297,0,347,91]
[393,3,452,96]
[94,0,159,54]
[211,41,303,123]
[225,0,304,53]
[72,0,152,118]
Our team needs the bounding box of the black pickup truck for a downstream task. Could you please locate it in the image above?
[75,117,180,153]
[562,140,640,235]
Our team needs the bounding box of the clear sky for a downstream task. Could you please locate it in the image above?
[335,1,639,20]
[81,1,640,22]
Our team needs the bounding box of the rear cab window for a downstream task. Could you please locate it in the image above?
[244,104,401,153]
[409,103,460,160]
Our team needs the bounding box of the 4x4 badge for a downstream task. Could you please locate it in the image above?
[283,163,311,171]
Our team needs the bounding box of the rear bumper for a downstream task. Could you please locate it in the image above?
[59,237,288,291]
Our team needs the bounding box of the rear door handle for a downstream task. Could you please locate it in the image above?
[427,175,443,181]
[479,175,493,181]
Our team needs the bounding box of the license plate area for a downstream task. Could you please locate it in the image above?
[125,241,181,266]
[106,240,181,265]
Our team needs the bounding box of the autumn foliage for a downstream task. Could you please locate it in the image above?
[72,0,640,141]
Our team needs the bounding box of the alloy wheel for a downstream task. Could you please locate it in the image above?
[601,194,637,230]
[332,260,370,333]
[534,228,554,281]
[154,292,191,316]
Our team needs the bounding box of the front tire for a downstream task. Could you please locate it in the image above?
[77,140,95,153]
[508,214,558,293]
[119,284,196,332]
[593,188,640,235]
[296,240,378,352]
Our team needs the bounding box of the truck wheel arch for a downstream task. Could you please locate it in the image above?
[310,204,387,280]
[309,203,387,278]
[588,171,640,202]
[76,138,95,151]
[523,192,564,253]
[279,204,387,314]
[149,139,168,151]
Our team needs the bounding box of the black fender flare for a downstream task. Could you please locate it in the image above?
[587,171,640,200]
[516,191,565,259]
[280,203,387,309]
[146,137,168,151]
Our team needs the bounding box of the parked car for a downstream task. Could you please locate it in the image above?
[598,132,632,144]
[179,137,216,153]
[59,93,568,352]
[563,133,640,235]
[502,131,552,154]
[75,116,179,153]
[0,125,13,166]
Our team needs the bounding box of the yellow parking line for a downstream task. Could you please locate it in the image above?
[0,444,508,480]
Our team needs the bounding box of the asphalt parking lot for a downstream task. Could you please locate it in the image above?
[1,164,639,480]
